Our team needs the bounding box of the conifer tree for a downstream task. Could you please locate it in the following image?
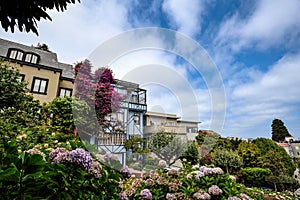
[271,119,292,142]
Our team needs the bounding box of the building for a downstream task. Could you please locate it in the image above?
[0,38,74,103]
[95,80,147,165]
[0,37,148,166]
[277,136,300,159]
[143,111,200,140]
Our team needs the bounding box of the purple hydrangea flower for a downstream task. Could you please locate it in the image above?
[208,185,223,196]
[212,167,224,174]
[104,153,119,162]
[140,189,152,200]
[186,174,193,179]
[166,193,176,200]
[119,192,128,200]
[49,147,69,164]
[88,161,102,179]
[193,192,211,200]
[239,193,254,200]
[197,171,205,178]
[68,148,93,171]
[120,165,132,178]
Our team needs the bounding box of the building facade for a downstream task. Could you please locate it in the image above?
[277,137,300,159]
[95,80,147,165]
[143,111,200,140]
[0,38,74,103]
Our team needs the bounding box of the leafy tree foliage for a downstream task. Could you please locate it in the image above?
[0,60,28,110]
[124,136,148,153]
[252,138,296,176]
[0,0,79,35]
[271,118,292,142]
[74,60,121,124]
[180,141,199,165]
[148,130,188,166]
[240,167,271,187]
[237,141,261,168]
[196,130,220,152]
[212,148,243,174]
[44,97,89,133]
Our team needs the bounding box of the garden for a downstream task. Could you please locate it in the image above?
[1,60,300,199]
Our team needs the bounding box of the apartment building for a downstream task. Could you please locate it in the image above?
[0,38,74,103]
[144,111,200,140]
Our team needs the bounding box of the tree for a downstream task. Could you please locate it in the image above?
[124,136,148,153]
[180,141,199,165]
[0,0,79,35]
[271,118,292,142]
[240,167,271,187]
[148,130,188,167]
[252,138,296,176]
[0,60,28,111]
[35,43,50,52]
[74,60,121,124]
[212,148,243,174]
[44,97,89,133]
[237,141,261,167]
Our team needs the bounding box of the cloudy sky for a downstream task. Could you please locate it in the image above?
[1,0,300,139]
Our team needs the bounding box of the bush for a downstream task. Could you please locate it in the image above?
[239,167,271,187]
[0,141,122,199]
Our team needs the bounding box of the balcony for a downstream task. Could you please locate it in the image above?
[98,133,126,145]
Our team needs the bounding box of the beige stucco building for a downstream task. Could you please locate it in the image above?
[143,111,200,140]
[0,38,74,103]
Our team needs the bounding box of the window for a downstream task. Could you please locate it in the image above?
[24,53,39,64]
[31,77,48,94]
[187,127,198,133]
[8,48,24,61]
[131,94,138,103]
[59,88,72,97]
[117,111,124,122]
[7,48,40,64]
[165,121,175,126]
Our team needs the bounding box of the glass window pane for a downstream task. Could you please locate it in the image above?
[65,90,71,97]
[25,54,32,62]
[60,89,65,97]
[16,52,23,60]
[9,50,17,59]
[31,55,37,64]
[33,79,40,92]
[40,80,47,93]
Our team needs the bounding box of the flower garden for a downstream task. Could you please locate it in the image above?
[1,138,300,199]
[1,60,300,199]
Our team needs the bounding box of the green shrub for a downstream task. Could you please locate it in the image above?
[240,167,271,187]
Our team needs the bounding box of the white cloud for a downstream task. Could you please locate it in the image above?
[233,53,300,103]
[0,0,132,64]
[215,0,300,52]
[162,0,206,37]
[222,53,300,137]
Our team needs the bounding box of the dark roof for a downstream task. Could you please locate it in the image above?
[0,38,73,79]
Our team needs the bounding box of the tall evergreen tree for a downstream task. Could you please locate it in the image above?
[271,119,292,142]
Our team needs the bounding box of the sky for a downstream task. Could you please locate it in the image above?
[1,0,300,139]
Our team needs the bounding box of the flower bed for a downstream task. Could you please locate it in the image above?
[120,165,300,200]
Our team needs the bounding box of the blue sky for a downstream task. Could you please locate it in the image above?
[1,0,300,139]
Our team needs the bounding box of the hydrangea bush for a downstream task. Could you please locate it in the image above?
[120,165,300,200]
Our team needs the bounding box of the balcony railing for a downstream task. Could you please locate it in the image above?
[98,133,126,145]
